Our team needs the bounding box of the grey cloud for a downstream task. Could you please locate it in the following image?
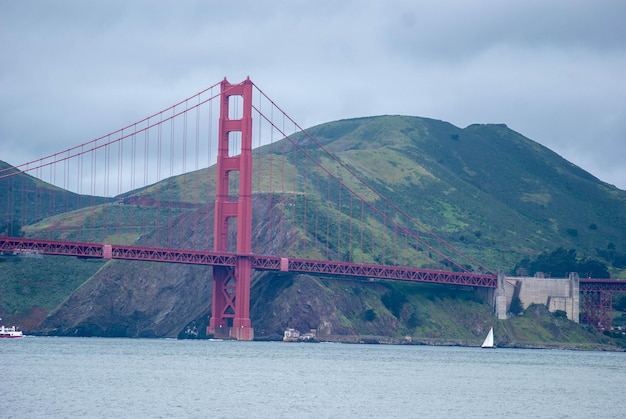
[1,0,624,190]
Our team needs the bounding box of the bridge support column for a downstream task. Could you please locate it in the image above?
[581,289,613,330]
[208,266,234,337]
[495,271,507,319]
[207,77,255,341]
[208,258,254,340]
[231,256,253,340]
[569,272,580,323]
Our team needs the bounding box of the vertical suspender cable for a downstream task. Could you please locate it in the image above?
[291,135,297,255]
[416,229,419,268]
[326,175,330,260]
[131,125,136,191]
[192,96,200,248]
[349,193,353,262]
[157,114,162,245]
[168,107,175,246]
[90,144,96,241]
[181,101,188,249]
[117,132,122,241]
[371,205,375,263]
[207,90,213,250]
[22,164,26,239]
[267,106,274,252]
[104,136,110,241]
[393,223,397,264]
[128,129,134,244]
[77,146,83,212]
[143,118,150,245]
[337,182,341,261]
[50,155,55,235]
[64,150,69,219]
[279,114,285,254]
[404,216,409,266]
[254,89,263,253]
[303,154,308,257]
[360,199,364,263]
[315,172,319,253]
[382,203,386,264]
[256,90,262,195]
[5,170,11,237]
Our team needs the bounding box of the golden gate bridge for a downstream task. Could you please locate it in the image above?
[0,78,622,338]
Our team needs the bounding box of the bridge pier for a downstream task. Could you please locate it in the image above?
[207,259,254,340]
[495,271,507,319]
[497,272,581,322]
[231,256,253,340]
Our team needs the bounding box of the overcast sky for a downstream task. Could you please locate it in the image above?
[1,0,625,190]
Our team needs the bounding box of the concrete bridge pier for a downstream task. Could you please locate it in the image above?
[484,271,507,319]
[568,272,580,323]
[492,271,580,322]
[495,271,507,320]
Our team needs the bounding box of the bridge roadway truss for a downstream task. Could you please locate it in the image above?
[0,237,497,287]
[6,242,626,332]
[580,279,626,330]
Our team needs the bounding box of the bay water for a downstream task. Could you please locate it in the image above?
[2,337,624,418]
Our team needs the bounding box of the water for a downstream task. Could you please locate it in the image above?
[2,337,624,418]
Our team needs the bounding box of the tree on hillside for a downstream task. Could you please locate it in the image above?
[381,287,407,318]
[578,259,610,279]
[0,221,23,237]
[597,242,626,270]
[512,248,609,278]
[613,294,626,312]
[509,296,524,316]
[529,248,577,277]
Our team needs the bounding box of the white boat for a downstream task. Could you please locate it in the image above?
[283,328,317,342]
[283,328,300,342]
[0,325,24,338]
[481,327,495,348]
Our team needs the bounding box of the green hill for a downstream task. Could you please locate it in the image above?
[1,115,625,348]
[0,160,111,236]
[282,116,626,273]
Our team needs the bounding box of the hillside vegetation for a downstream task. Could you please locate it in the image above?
[1,115,625,348]
[0,160,110,236]
[283,116,626,273]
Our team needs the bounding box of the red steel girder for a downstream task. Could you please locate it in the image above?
[0,237,102,257]
[579,279,626,329]
[580,279,626,292]
[2,237,496,287]
[110,245,238,266]
[0,237,238,266]
[580,290,614,330]
[250,256,497,288]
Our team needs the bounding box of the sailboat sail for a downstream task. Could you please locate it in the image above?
[481,327,495,348]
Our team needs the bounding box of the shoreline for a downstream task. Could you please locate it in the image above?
[256,334,624,352]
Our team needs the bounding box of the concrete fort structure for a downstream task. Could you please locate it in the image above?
[493,272,580,322]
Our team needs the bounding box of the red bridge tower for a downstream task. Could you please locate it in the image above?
[207,78,254,340]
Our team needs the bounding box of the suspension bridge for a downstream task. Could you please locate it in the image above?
[1,78,623,339]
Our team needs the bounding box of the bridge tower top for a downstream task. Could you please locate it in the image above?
[214,77,253,254]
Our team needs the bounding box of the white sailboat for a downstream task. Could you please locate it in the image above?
[481,327,495,348]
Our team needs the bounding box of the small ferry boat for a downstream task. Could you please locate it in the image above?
[0,325,24,338]
[283,328,317,342]
[283,328,300,342]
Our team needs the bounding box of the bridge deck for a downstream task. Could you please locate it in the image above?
[0,237,497,288]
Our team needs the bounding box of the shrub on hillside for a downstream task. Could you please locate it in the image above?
[509,296,524,316]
